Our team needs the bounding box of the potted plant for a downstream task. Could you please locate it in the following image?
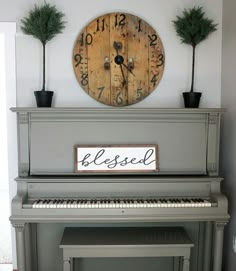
[21,2,66,107]
[173,6,217,108]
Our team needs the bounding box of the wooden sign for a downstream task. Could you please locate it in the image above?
[75,144,158,173]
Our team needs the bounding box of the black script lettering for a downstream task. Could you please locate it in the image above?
[119,157,129,166]
[103,158,112,164]
[93,149,106,166]
[129,157,138,164]
[143,149,156,165]
[107,155,121,169]
[78,153,92,167]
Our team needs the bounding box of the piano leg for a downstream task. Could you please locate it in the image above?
[13,223,26,271]
[183,256,190,271]
[212,222,226,271]
[63,256,71,271]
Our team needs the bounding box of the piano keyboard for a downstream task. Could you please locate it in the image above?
[31,198,214,209]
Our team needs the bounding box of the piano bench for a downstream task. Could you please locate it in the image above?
[60,227,194,271]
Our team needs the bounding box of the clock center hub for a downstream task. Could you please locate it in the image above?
[114,55,124,65]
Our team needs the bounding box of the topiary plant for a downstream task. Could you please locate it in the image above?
[173,6,217,107]
[21,2,66,106]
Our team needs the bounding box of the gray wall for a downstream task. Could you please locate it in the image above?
[221,0,236,269]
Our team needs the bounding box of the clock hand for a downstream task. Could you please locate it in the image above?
[113,41,127,85]
[114,41,135,77]
[122,62,135,76]
[119,64,126,85]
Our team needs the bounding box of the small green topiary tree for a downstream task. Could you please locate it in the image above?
[21,2,66,92]
[173,6,217,93]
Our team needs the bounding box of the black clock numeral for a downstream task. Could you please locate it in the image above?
[151,73,159,87]
[97,86,105,99]
[137,88,144,100]
[81,73,88,86]
[116,91,123,105]
[74,54,83,67]
[137,19,142,32]
[96,18,105,32]
[115,14,126,27]
[157,54,164,67]
[80,33,93,46]
[148,34,158,46]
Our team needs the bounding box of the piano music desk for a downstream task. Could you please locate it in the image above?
[60,227,194,271]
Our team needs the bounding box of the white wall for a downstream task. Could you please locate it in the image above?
[0,22,17,268]
[221,0,236,270]
[0,0,222,107]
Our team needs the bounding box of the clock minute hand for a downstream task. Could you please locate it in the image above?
[113,42,135,77]
[119,64,126,86]
[122,62,135,76]
[113,42,126,85]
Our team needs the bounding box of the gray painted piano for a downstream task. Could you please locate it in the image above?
[10,108,230,271]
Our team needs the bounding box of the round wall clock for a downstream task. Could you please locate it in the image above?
[72,12,165,106]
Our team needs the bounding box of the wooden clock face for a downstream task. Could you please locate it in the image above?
[73,12,165,106]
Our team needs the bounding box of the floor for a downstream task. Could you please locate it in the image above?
[0,189,12,264]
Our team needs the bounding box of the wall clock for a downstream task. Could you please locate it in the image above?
[72,12,165,106]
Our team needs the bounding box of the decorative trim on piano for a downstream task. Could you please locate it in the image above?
[12,223,25,231]
[19,163,29,177]
[214,221,227,231]
[207,163,217,175]
[209,113,219,125]
[18,112,29,124]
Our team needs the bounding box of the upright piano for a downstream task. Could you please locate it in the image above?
[10,108,229,271]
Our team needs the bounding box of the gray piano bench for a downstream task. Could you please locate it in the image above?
[60,227,194,271]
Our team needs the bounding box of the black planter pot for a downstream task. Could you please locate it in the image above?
[183,92,201,108]
[34,90,54,107]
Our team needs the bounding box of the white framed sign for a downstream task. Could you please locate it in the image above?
[75,144,158,173]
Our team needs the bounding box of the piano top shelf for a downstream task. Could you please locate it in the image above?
[11,107,225,114]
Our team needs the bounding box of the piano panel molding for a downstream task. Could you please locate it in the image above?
[18,112,29,124]
[11,107,225,176]
[11,107,225,123]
